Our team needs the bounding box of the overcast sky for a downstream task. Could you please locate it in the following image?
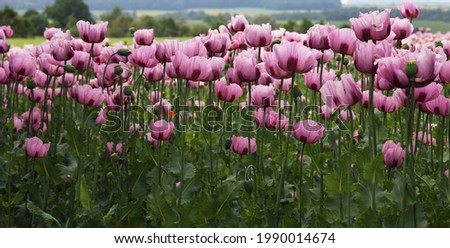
[344,0,450,5]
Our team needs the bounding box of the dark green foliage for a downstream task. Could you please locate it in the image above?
[44,0,93,28]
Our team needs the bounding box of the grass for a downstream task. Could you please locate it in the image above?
[6,18,450,48]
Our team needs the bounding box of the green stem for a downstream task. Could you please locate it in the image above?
[440,117,445,177]
[275,73,296,227]
[402,82,415,227]
[369,73,377,159]
[298,142,306,227]
[347,107,354,227]
[85,43,95,85]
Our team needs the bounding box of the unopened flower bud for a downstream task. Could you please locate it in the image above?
[117,48,132,57]
[114,65,123,75]
[27,81,36,90]
[405,61,419,78]
[63,64,76,73]
[292,86,302,98]
[124,87,133,96]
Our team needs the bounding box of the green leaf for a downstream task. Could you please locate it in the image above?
[362,153,384,184]
[215,180,243,217]
[103,204,118,224]
[27,201,61,227]
[180,179,203,205]
[79,175,91,211]
[183,163,196,180]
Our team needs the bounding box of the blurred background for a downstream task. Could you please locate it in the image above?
[1,0,449,44]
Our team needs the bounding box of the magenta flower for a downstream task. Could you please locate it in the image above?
[70,51,90,72]
[377,49,443,88]
[25,136,50,158]
[307,24,336,50]
[179,38,207,58]
[231,135,257,155]
[229,15,249,33]
[129,46,159,68]
[382,140,405,168]
[203,57,224,81]
[155,40,179,63]
[203,30,231,57]
[0,25,13,38]
[9,51,36,77]
[50,38,74,61]
[151,120,174,141]
[375,74,395,91]
[43,27,62,40]
[10,114,23,133]
[414,82,441,102]
[72,85,104,107]
[0,39,9,54]
[354,40,391,74]
[320,74,362,108]
[150,99,172,116]
[172,52,209,81]
[321,105,333,120]
[76,20,108,43]
[374,92,399,113]
[273,42,318,73]
[133,29,154,46]
[439,60,450,84]
[146,133,160,149]
[425,95,450,117]
[305,69,336,92]
[96,108,107,125]
[0,66,9,84]
[254,107,288,129]
[229,31,245,50]
[106,142,123,156]
[292,120,325,144]
[340,109,357,121]
[391,18,413,40]
[328,28,358,56]
[414,131,436,146]
[251,85,275,108]
[245,24,273,48]
[256,64,274,86]
[215,79,243,103]
[105,88,136,111]
[37,53,64,76]
[143,64,164,82]
[262,52,292,80]
[398,0,420,19]
[350,9,391,42]
[234,50,260,82]
[272,78,292,93]
[100,46,128,64]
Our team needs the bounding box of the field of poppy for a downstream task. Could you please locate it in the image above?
[0,0,449,227]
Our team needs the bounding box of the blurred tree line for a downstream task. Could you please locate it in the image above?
[0,6,48,37]
[2,0,450,39]
[0,2,326,38]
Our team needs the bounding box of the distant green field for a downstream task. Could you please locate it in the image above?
[6,18,450,48]
[7,37,189,47]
